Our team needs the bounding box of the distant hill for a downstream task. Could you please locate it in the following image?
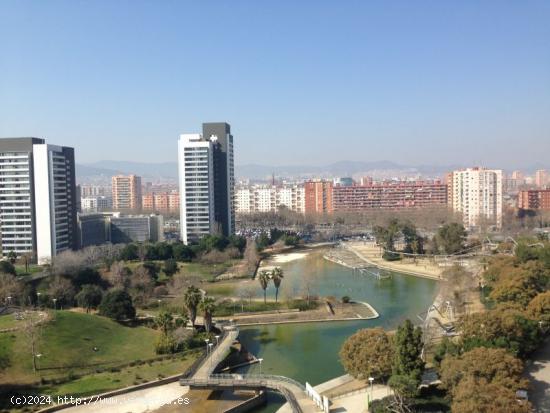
[80,159,538,182]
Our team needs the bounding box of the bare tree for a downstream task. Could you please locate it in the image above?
[22,311,44,372]
[243,238,260,276]
[238,283,257,307]
[106,261,131,289]
[0,273,24,305]
[301,271,317,306]
[48,276,76,308]
[130,266,154,305]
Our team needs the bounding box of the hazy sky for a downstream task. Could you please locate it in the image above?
[1,1,549,168]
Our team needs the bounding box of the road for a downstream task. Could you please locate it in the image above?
[527,338,550,412]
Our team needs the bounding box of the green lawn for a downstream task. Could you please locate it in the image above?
[42,351,200,397]
[0,311,161,384]
[0,313,21,330]
[15,264,43,276]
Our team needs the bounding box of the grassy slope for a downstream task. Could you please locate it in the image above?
[0,311,160,384]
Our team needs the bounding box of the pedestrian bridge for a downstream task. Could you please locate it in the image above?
[180,325,326,413]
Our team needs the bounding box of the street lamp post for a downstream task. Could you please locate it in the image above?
[258,358,263,375]
[205,339,210,357]
[368,377,374,406]
[208,343,214,367]
[215,335,220,347]
[36,292,41,309]
[52,298,57,310]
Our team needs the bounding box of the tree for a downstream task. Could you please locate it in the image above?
[7,250,17,264]
[258,270,270,304]
[451,378,531,413]
[48,276,76,308]
[243,238,260,275]
[488,261,549,306]
[173,243,194,262]
[98,290,136,320]
[141,261,161,280]
[120,243,138,261]
[527,291,550,324]
[440,347,527,397]
[76,285,103,313]
[459,308,541,357]
[73,268,103,288]
[0,260,16,276]
[130,266,155,306]
[435,223,467,254]
[107,261,131,289]
[393,319,424,383]
[183,286,202,327]
[199,296,216,333]
[163,259,178,277]
[22,311,43,372]
[0,273,24,305]
[339,328,394,379]
[271,267,284,302]
[155,310,174,336]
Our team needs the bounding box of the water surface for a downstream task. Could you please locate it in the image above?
[237,250,438,412]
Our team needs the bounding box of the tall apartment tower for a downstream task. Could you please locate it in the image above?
[112,175,142,210]
[449,167,503,230]
[178,123,235,244]
[0,138,78,263]
[202,122,235,236]
[535,170,549,188]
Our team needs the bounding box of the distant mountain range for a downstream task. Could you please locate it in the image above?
[76,160,465,182]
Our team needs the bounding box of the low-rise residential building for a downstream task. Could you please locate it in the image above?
[518,189,550,210]
[235,184,305,214]
[142,191,180,214]
[80,195,112,212]
[332,180,448,211]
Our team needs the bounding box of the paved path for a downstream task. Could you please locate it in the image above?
[527,338,550,412]
[59,382,189,413]
[328,385,391,413]
[193,328,239,379]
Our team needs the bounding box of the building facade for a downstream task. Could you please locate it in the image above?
[332,180,448,211]
[178,123,235,244]
[304,180,333,214]
[449,167,503,229]
[518,189,550,210]
[110,214,163,244]
[535,170,549,188]
[81,195,112,212]
[234,184,305,214]
[0,137,78,263]
[112,175,142,210]
[142,191,180,214]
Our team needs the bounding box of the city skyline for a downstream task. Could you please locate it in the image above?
[1,1,549,168]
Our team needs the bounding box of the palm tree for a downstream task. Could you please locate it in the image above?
[258,271,271,304]
[199,296,216,333]
[183,286,202,328]
[271,267,284,302]
[155,310,174,336]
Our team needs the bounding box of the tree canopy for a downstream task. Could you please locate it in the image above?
[340,327,394,380]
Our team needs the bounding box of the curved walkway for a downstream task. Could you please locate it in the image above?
[180,374,318,413]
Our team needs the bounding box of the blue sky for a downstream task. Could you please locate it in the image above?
[1,1,549,168]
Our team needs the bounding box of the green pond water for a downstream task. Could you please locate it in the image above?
[235,250,438,412]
